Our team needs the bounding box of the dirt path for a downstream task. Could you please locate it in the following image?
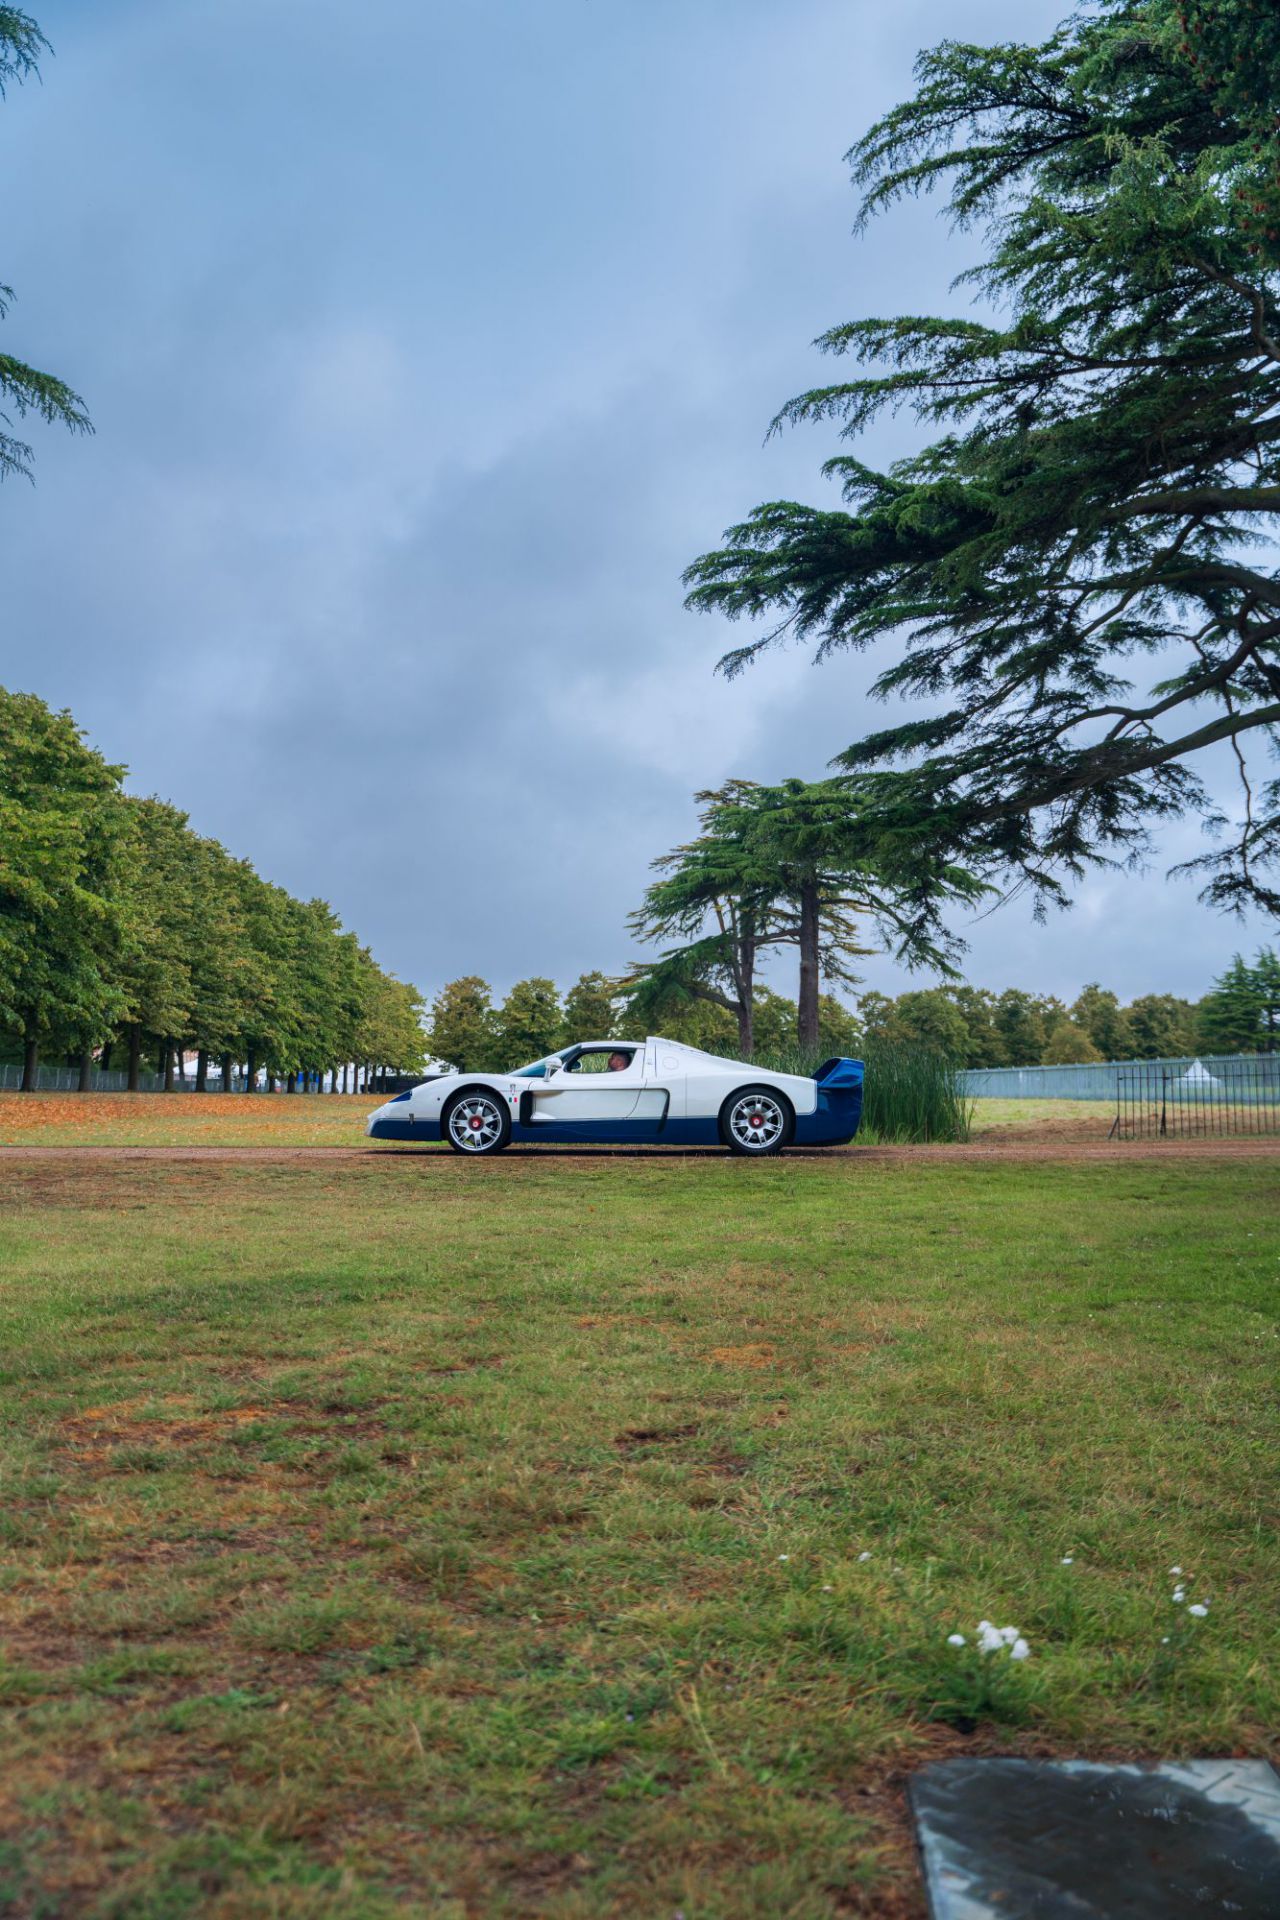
[2,1139,1277,1165]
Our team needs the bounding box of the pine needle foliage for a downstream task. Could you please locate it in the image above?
[684,0,1280,921]
[0,9,91,482]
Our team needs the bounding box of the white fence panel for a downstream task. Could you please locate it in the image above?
[957,1054,1275,1101]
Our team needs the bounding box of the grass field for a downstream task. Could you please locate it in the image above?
[965,1097,1113,1136]
[1,1147,1277,1917]
[0,1092,1115,1148]
[0,1091,372,1148]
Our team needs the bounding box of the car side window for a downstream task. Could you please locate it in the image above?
[567,1049,637,1074]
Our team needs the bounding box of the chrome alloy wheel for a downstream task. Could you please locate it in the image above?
[447,1094,506,1152]
[727,1092,787,1152]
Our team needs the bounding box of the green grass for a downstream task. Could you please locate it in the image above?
[0,1090,374,1148]
[969,1097,1115,1135]
[0,1153,1277,1917]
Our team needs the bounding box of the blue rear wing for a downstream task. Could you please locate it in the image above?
[814,1057,864,1092]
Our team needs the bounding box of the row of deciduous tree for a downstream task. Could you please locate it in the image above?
[1,689,425,1090]
[426,971,863,1073]
[861,955,1280,1068]
[427,954,1280,1076]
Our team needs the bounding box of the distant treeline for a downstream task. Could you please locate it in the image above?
[428,953,1280,1073]
[1,690,425,1090]
[859,956,1280,1066]
[426,974,864,1071]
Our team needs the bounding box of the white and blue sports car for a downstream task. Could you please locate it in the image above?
[366,1038,863,1155]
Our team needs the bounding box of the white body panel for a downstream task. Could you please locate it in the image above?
[366,1036,821,1141]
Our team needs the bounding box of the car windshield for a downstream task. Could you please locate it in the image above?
[511,1052,564,1079]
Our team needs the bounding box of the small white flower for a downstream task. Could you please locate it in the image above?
[999,1626,1020,1646]
[778,1554,789,1562]
[976,1621,1006,1654]
[1060,1556,1074,1565]
[857,1551,872,1562]
[1170,1566,1182,1576]
[1161,1635,1170,1644]
[1188,1603,1208,1617]
[821,1584,833,1593]
[1172,1589,1185,1603]
[947,1633,966,1647]
[1009,1638,1031,1661]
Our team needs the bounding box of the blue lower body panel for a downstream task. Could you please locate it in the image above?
[795,1085,863,1146]
[367,1118,421,1142]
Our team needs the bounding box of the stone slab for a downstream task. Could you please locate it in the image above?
[909,1758,1280,1919]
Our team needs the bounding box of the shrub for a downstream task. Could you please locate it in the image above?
[752,1039,971,1144]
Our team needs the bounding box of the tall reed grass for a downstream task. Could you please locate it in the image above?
[752,1040,972,1144]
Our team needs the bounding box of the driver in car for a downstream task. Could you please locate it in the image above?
[607,1051,630,1072]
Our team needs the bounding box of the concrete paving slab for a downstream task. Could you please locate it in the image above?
[910,1758,1280,1919]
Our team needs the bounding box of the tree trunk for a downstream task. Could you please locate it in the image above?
[286,1070,297,1094]
[20,1035,38,1092]
[798,880,821,1051]
[100,1042,113,1073]
[156,1041,166,1077]
[127,1026,141,1093]
[221,1051,234,1093]
[246,1046,258,1093]
[163,1044,176,1093]
[341,1063,349,1094]
[195,1048,208,1093]
[77,1047,92,1093]
[734,931,757,1058]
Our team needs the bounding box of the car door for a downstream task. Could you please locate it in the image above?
[526,1045,660,1140]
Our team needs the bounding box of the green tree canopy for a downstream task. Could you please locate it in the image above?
[494,977,562,1066]
[627,778,979,1053]
[1043,1020,1103,1066]
[1127,992,1197,1059]
[353,957,426,1079]
[1197,948,1280,1052]
[942,985,1002,1069]
[1,689,425,1090]
[685,0,1280,926]
[1070,984,1134,1062]
[0,10,91,483]
[114,798,198,1086]
[561,971,622,1043]
[0,690,129,1082]
[882,988,970,1062]
[428,977,499,1073]
[992,990,1047,1068]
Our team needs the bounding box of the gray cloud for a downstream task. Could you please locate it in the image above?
[3,0,1273,1014]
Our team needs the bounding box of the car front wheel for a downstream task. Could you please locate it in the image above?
[721,1086,793,1155]
[443,1089,512,1155]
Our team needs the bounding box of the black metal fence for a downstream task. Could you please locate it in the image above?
[1113,1058,1280,1139]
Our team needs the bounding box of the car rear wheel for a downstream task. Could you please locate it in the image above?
[443,1089,511,1155]
[721,1086,793,1155]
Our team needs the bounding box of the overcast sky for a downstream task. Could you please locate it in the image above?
[3,0,1275,1011]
